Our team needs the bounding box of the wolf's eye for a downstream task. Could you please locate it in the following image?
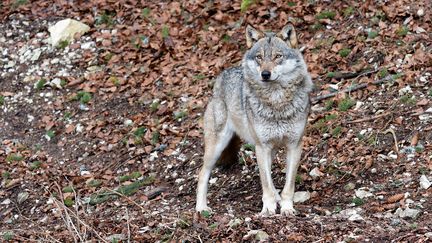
[255,55,263,60]
[275,54,282,59]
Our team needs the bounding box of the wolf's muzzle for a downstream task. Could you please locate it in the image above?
[261,70,271,81]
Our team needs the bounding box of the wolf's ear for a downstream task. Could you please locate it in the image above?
[277,24,298,48]
[245,25,263,48]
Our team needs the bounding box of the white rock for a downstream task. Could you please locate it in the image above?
[1,198,11,205]
[419,175,431,190]
[293,191,310,203]
[75,124,84,133]
[355,187,373,199]
[50,78,63,89]
[48,19,90,47]
[348,213,364,221]
[30,49,42,61]
[243,230,269,241]
[80,41,94,49]
[398,86,412,95]
[123,119,133,126]
[417,8,424,17]
[309,167,324,178]
[149,151,158,162]
[209,177,217,184]
[395,207,420,219]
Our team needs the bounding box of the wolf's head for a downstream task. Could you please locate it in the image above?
[243,24,307,86]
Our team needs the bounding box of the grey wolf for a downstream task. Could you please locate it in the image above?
[196,24,313,216]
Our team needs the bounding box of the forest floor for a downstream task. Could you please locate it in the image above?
[0,0,431,242]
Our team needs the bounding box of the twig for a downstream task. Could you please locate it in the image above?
[126,207,131,243]
[54,182,82,243]
[345,111,392,124]
[104,187,146,212]
[312,75,397,104]
[384,128,399,153]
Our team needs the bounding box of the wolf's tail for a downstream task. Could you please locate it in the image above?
[216,134,241,167]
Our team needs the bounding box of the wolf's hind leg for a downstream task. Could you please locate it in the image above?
[196,100,233,212]
[280,142,303,215]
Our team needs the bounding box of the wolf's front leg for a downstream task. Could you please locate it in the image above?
[255,145,280,216]
[280,143,303,215]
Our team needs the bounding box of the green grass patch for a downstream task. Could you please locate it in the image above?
[343,6,354,17]
[119,171,142,182]
[2,231,14,241]
[63,111,72,120]
[62,186,74,193]
[12,0,28,8]
[352,197,364,206]
[316,11,336,20]
[222,34,230,42]
[396,26,409,37]
[193,74,206,82]
[367,30,379,39]
[201,210,211,218]
[243,143,255,152]
[310,22,324,31]
[90,175,155,205]
[87,179,102,188]
[399,95,416,106]
[241,0,255,12]
[108,76,120,86]
[338,48,351,58]
[0,95,4,106]
[378,68,388,78]
[150,100,160,112]
[151,131,160,145]
[134,127,146,138]
[331,126,342,137]
[142,8,151,18]
[325,114,338,121]
[209,222,219,230]
[161,25,170,38]
[177,218,191,229]
[325,100,334,110]
[392,73,403,80]
[46,130,55,139]
[95,11,115,26]
[2,171,11,179]
[64,198,74,207]
[287,1,296,7]
[174,110,188,120]
[57,40,69,49]
[35,78,47,90]
[326,72,336,78]
[428,89,432,97]
[29,161,42,170]
[6,154,24,162]
[338,98,355,111]
[295,174,302,184]
[74,91,92,104]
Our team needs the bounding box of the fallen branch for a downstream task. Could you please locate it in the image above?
[384,128,399,153]
[312,75,397,104]
[345,111,392,124]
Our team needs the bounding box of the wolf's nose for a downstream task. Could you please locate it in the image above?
[261,70,271,80]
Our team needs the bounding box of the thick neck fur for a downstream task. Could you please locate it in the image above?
[242,69,312,121]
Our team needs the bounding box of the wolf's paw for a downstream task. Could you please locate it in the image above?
[196,205,212,213]
[279,200,297,216]
[280,207,297,216]
[259,199,277,216]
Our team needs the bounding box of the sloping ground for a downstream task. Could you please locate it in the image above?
[0,0,431,241]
